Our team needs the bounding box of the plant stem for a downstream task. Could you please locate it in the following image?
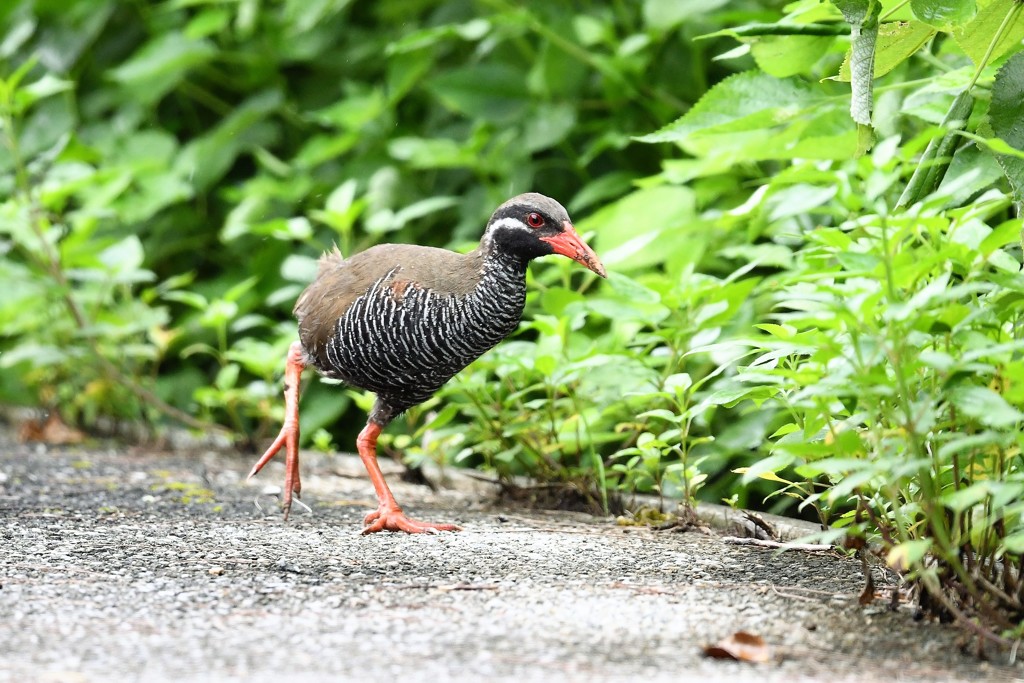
[880,0,911,21]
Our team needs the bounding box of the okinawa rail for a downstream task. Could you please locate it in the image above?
[248,193,607,533]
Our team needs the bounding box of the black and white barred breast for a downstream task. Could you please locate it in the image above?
[318,256,527,411]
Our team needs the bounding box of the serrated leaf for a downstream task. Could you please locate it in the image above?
[989,52,1024,202]
[636,71,827,144]
[952,0,1024,64]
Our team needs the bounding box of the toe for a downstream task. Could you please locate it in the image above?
[360,510,460,534]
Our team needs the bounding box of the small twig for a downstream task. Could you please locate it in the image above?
[743,511,779,540]
[721,536,834,552]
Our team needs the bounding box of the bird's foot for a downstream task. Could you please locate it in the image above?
[247,341,305,520]
[361,505,461,535]
[247,422,302,519]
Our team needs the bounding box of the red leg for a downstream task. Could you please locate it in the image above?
[248,341,305,519]
[357,422,461,534]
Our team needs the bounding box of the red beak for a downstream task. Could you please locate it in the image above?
[540,221,607,278]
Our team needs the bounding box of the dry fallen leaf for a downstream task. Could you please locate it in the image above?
[702,631,773,663]
[18,413,86,445]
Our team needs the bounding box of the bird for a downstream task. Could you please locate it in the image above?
[247,192,606,534]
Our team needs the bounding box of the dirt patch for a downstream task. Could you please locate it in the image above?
[1,432,1020,683]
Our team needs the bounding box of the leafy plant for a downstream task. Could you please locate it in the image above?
[628,0,1024,645]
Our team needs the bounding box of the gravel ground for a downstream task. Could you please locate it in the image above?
[1,433,1021,683]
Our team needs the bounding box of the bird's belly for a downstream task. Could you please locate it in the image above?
[315,281,524,402]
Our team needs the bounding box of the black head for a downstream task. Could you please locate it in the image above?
[482,193,606,277]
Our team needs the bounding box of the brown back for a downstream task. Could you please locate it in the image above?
[295,244,485,358]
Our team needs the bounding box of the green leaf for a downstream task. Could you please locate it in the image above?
[0,16,35,59]
[108,33,216,104]
[737,452,795,484]
[162,291,207,309]
[831,0,872,23]
[200,300,238,330]
[911,0,976,27]
[663,373,692,394]
[989,52,1024,202]
[176,90,283,190]
[637,71,828,144]
[699,23,848,39]
[413,403,462,438]
[428,64,528,124]
[185,7,231,39]
[387,137,474,170]
[643,0,731,30]
[949,385,1024,428]
[578,186,695,272]
[523,103,576,153]
[942,482,992,512]
[385,19,489,54]
[1002,532,1024,555]
[97,235,150,283]
[952,0,1024,63]
[834,21,935,81]
[224,276,259,303]
[980,219,1023,255]
[751,35,834,78]
[15,74,74,111]
[215,363,239,391]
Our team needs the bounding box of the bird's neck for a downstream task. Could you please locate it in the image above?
[461,245,528,312]
[474,243,530,280]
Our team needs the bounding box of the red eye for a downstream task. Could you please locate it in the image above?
[526,212,544,228]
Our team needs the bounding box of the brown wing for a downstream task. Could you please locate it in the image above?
[294,244,484,363]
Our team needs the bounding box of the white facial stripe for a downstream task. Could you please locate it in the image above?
[486,216,531,234]
[480,216,533,249]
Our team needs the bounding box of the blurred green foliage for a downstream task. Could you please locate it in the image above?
[3,0,1024,641]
